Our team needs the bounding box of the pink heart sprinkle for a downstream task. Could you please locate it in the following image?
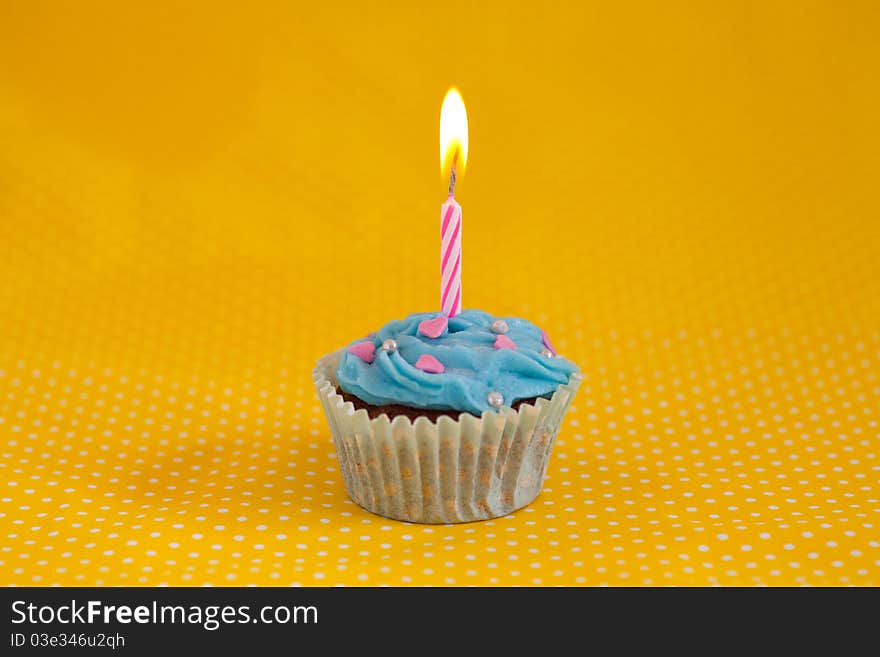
[418,314,448,339]
[347,341,376,364]
[541,328,557,355]
[494,334,517,350]
[415,354,445,374]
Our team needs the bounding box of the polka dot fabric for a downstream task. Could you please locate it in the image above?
[2,328,878,586]
[1,3,879,586]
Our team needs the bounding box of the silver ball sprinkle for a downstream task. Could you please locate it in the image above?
[539,348,554,358]
[380,338,398,353]
[491,319,510,334]
[487,391,504,409]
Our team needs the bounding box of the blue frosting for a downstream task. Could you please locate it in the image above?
[335,309,578,415]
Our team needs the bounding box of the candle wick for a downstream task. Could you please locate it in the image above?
[448,163,457,197]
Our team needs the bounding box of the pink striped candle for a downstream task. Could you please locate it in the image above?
[440,88,467,317]
[439,88,468,317]
[440,192,462,317]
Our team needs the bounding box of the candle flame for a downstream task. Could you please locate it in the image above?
[440,88,468,181]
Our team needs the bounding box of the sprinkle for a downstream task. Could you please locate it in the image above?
[487,391,504,408]
[380,338,398,353]
[415,354,445,374]
[491,319,510,334]
[494,335,516,350]
[418,315,448,339]
[347,341,376,364]
[541,328,557,356]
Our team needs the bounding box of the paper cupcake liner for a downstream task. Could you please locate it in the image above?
[313,349,581,523]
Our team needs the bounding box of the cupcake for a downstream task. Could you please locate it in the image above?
[313,309,581,523]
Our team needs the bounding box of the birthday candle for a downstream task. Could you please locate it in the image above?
[440,188,462,317]
[439,88,468,317]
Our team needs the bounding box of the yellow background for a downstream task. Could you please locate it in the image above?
[1,1,878,586]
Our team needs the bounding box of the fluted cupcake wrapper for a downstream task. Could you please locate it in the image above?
[313,350,582,523]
